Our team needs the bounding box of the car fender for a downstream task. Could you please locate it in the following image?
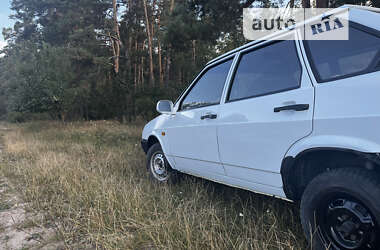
[281,134,380,200]
[286,134,380,158]
[142,115,177,169]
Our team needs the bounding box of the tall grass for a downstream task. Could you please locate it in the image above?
[0,121,308,249]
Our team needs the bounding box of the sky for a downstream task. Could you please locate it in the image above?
[0,0,14,48]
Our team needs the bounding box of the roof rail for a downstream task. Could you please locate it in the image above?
[342,4,380,13]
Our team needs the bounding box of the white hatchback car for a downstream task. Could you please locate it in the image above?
[141,6,380,250]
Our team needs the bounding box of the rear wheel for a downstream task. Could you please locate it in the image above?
[146,143,178,183]
[300,168,380,250]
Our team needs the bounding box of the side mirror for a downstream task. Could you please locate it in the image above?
[156,100,174,114]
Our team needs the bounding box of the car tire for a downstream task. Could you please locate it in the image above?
[300,168,380,250]
[146,143,178,184]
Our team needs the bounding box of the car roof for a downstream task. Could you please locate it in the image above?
[206,5,380,66]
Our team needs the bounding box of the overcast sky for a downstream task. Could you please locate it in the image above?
[0,0,14,49]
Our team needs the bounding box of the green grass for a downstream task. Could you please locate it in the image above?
[0,121,308,249]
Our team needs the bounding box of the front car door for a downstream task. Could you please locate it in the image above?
[217,35,315,196]
[165,58,234,177]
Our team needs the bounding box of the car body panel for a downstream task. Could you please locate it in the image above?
[165,105,225,176]
[142,115,177,168]
[286,72,380,158]
[285,20,380,158]
[183,169,288,199]
[217,55,314,193]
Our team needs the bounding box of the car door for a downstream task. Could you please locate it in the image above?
[217,39,314,191]
[165,58,234,177]
[301,24,380,156]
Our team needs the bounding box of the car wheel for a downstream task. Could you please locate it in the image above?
[146,143,177,183]
[300,168,380,250]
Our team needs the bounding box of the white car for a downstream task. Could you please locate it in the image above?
[141,6,380,250]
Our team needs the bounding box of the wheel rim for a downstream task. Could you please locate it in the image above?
[317,194,379,250]
[150,152,169,182]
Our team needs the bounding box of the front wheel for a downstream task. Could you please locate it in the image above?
[300,168,380,250]
[146,143,178,184]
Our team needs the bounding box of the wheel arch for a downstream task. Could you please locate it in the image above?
[281,147,380,201]
[147,135,160,150]
[145,133,177,170]
[286,135,380,158]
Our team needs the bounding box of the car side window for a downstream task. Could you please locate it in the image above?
[180,59,233,111]
[304,26,380,82]
[228,40,302,102]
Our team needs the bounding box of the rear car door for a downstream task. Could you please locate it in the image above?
[301,23,380,152]
[217,38,314,192]
[166,58,234,177]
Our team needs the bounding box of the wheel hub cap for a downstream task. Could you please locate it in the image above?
[321,197,378,249]
[150,153,169,181]
[337,220,356,236]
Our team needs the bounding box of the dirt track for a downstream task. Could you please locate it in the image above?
[0,127,63,250]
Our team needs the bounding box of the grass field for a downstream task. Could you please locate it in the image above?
[0,121,308,249]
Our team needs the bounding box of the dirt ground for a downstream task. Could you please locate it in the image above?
[0,126,64,250]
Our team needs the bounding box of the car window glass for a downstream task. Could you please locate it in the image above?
[181,59,233,110]
[305,27,380,82]
[229,41,302,101]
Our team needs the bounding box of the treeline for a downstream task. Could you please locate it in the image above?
[0,0,377,122]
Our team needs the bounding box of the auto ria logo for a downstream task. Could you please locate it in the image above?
[243,8,349,41]
[251,17,296,31]
[310,15,344,35]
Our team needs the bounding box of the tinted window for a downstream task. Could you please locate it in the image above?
[305,26,380,82]
[228,41,302,102]
[181,59,233,110]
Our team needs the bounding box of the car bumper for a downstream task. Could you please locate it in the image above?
[141,139,149,154]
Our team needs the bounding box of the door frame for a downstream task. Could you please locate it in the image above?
[219,31,305,105]
[172,53,238,113]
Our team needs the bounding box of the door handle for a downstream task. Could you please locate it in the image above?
[274,104,309,113]
[201,113,218,120]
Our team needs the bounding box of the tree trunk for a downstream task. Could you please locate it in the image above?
[138,41,142,88]
[112,0,121,74]
[143,0,155,86]
[165,0,175,83]
[61,112,66,123]
[165,47,172,83]
[151,0,157,38]
[157,1,164,86]
[141,56,145,87]
[134,40,138,89]
[158,42,164,86]
[302,0,311,8]
[192,40,196,66]
[127,36,132,81]
[316,0,329,7]
[178,68,182,83]
[163,55,167,86]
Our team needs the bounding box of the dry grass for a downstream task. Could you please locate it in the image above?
[0,121,308,249]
